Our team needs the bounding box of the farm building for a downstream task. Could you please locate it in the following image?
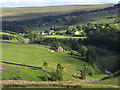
[38,32,48,35]
[74,31,79,35]
[49,30,54,34]
[105,70,111,75]
[57,46,65,52]
[19,33,25,36]
[24,39,30,44]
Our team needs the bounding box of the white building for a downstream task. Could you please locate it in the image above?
[74,31,79,35]
[105,70,111,75]
[19,33,25,36]
[49,30,54,34]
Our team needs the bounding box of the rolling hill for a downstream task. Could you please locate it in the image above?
[2,4,119,32]
[2,43,86,81]
[2,4,114,21]
[1,4,120,88]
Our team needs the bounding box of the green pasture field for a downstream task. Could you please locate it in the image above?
[44,35,87,39]
[2,63,46,81]
[2,43,108,81]
[2,43,85,81]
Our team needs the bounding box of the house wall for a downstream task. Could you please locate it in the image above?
[57,47,64,52]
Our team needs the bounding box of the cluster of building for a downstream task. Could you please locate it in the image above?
[19,33,26,36]
[38,30,55,35]
[51,46,66,52]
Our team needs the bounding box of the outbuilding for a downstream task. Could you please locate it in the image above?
[74,31,79,35]
[57,46,65,52]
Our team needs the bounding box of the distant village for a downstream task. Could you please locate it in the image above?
[19,27,55,36]
[38,29,55,35]
[19,26,80,37]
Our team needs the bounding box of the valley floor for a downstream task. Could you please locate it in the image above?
[1,42,119,88]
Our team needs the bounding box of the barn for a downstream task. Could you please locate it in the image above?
[57,47,65,52]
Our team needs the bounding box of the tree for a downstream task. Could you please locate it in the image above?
[85,47,101,74]
[2,25,26,33]
[42,62,48,71]
[102,27,111,32]
[52,41,61,50]
[66,30,72,35]
[78,45,87,56]
[85,47,97,66]
[50,64,64,81]
[81,31,86,37]
[81,69,86,80]
[71,40,79,51]
[105,24,110,27]
[90,31,93,34]
[77,25,82,31]
[70,51,74,55]
[44,30,49,33]
[56,64,64,81]
[72,28,78,31]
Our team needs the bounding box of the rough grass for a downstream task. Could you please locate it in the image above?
[85,77,119,86]
[2,79,119,88]
[74,8,118,25]
[28,23,62,31]
[2,4,114,17]
[89,18,117,24]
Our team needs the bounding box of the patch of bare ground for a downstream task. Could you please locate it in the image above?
[0,64,7,73]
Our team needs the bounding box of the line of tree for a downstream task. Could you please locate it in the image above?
[2,31,24,41]
[42,62,64,81]
[66,23,118,36]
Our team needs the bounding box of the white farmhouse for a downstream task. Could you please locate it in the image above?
[74,31,79,35]
[41,32,46,35]
[105,70,111,75]
[49,30,54,34]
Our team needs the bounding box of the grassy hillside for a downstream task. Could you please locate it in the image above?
[1,32,24,41]
[2,43,109,81]
[2,4,114,18]
[2,63,46,81]
[2,43,86,81]
[1,4,119,88]
[2,4,118,32]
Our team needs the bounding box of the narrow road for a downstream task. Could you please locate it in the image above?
[74,79,100,83]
